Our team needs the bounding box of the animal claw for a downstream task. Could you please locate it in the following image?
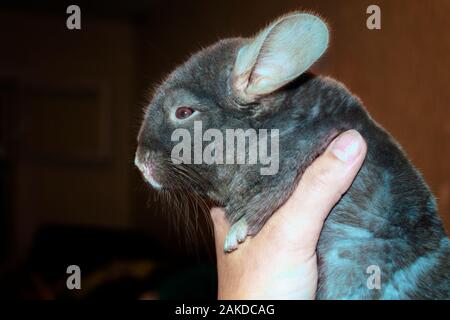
[224,218,249,253]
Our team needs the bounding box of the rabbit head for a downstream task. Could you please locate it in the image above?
[135,12,329,203]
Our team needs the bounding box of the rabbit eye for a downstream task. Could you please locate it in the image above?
[175,106,194,119]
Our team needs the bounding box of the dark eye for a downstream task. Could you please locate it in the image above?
[175,106,194,119]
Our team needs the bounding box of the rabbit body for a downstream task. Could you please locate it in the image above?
[136,15,450,299]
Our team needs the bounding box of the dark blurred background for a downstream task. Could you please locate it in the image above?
[0,0,449,299]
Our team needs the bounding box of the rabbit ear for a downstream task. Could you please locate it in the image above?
[232,13,329,103]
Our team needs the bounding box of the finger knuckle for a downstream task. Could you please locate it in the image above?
[309,167,334,191]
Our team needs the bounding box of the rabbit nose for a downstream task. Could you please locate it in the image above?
[140,161,155,178]
[134,148,162,190]
[135,148,156,177]
[134,148,150,170]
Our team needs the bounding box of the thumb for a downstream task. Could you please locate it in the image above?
[271,129,367,249]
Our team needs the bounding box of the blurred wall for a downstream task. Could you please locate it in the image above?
[0,10,137,256]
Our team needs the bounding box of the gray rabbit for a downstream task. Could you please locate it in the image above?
[135,12,450,299]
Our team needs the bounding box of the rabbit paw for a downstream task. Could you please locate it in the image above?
[224,218,249,253]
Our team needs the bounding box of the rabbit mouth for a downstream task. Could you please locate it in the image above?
[135,151,163,190]
[141,166,163,190]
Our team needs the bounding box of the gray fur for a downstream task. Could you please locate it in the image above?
[136,33,449,299]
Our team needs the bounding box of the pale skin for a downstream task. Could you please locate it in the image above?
[211,129,367,299]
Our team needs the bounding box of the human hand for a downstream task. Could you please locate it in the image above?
[211,129,367,299]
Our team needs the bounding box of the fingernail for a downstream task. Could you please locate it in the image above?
[331,130,363,162]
